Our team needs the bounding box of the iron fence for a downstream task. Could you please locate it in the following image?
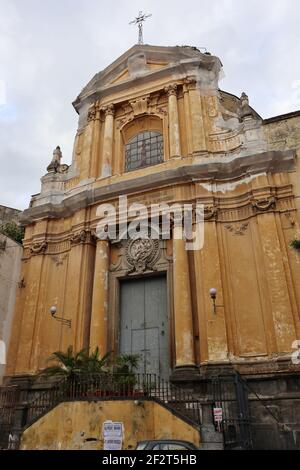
[0,386,21,450]
[211,373,253,450]
[25,373,202,430]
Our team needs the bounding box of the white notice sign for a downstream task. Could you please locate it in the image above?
[102,421,124,450]
[213,407,223,423]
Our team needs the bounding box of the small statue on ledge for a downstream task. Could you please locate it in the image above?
[47,146,63,173]
[240,92,255,120]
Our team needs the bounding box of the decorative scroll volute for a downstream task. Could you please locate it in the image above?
[30,241,47,255]
[70,229,97,246]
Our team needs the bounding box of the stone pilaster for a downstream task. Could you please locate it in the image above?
[89,101,101,178]
[183,77,206,154]
[165,84,181,157]
[89,239,110,355]
[172,227,196,369]
[101,104,115,178]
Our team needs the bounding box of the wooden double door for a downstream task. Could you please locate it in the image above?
[119,275,169,379]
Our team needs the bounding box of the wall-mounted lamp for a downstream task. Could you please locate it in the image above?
[50,306,71,328]
[209,288,224,315]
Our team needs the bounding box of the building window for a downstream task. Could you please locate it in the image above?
[125,131,163,171]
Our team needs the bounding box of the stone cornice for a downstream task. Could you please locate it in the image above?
[21,186,296,261]
[20,149,296,225]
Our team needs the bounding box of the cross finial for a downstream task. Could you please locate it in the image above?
[129,11,152,45]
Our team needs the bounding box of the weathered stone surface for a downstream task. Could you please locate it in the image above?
[0,205,21,226]
[20,401,201,450]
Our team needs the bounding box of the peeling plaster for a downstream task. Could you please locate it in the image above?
[198,172,266,194]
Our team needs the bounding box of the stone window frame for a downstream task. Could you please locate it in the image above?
[118,115,168,174]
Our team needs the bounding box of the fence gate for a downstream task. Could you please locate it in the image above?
[212,372,253,450]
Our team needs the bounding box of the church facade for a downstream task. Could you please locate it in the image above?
[5,45,300,449]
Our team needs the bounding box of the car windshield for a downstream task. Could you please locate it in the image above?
[136,442,148,450]
[153,443,191,450]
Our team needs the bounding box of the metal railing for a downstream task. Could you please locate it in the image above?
[0,385,21,449]
[25,373,201,429]
[211,372,253,450]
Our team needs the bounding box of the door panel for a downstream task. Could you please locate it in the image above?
[119,275,169,379]
[145,327,159,375]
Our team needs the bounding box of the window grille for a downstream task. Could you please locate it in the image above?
[125,131,163,171]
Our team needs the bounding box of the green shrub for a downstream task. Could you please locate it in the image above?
[0,222,24,244]
[290,239,300,250]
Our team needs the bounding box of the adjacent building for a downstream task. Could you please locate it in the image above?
[0,206,22,383]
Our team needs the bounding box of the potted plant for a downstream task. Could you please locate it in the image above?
[112,354,140,397]
[39,346,110,399]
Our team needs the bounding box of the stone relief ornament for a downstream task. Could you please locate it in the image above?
[204,205,218,221]
[225,223,249,236]
[87,103,97,122]
[252,197,276,212]
[51,254,68,267]
[129,96,150,116]
[30,241,48,254]
[125,237,160,273]
[164,83,178,97]
[183,76,197,91]
[101,104,115,117]
[87,101,101,122]
[70,230,87,245]
[70,229,97,245]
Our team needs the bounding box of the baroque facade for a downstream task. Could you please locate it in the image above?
[5,45,300,449]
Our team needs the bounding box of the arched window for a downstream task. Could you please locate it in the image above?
[125,131,164,171]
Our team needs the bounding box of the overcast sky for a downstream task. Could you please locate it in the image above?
[1,0,300,210]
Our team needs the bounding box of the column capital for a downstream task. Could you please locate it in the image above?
[101,104,115,117]
[183,76,197,92]
[87,101,101,122]
[164,83,178,97]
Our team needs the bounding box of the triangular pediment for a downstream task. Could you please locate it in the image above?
[73,44,217,111]
[109,59,169,85]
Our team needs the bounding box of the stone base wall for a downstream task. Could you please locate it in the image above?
[171,367,300,450]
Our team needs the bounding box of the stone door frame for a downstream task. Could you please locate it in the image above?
[108,239,175,372]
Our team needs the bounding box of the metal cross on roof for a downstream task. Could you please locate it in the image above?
[129,11,152,45]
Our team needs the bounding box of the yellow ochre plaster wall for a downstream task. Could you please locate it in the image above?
[20,400,201,450]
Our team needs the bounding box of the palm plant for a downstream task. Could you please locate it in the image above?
[39,346,110,379]
[113,354,140,374]
[83,347,111,376]
[112,354,140,394]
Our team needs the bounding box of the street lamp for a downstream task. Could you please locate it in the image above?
[50,306,71,328]
[209,288,224,315]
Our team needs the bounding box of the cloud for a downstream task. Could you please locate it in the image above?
[0,0,300,209]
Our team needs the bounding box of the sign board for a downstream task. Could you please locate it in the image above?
[213,407,223,423]
[103,438,123,451]
[102,421,124,450]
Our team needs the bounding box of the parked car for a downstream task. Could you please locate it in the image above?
[136,440,199,450]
